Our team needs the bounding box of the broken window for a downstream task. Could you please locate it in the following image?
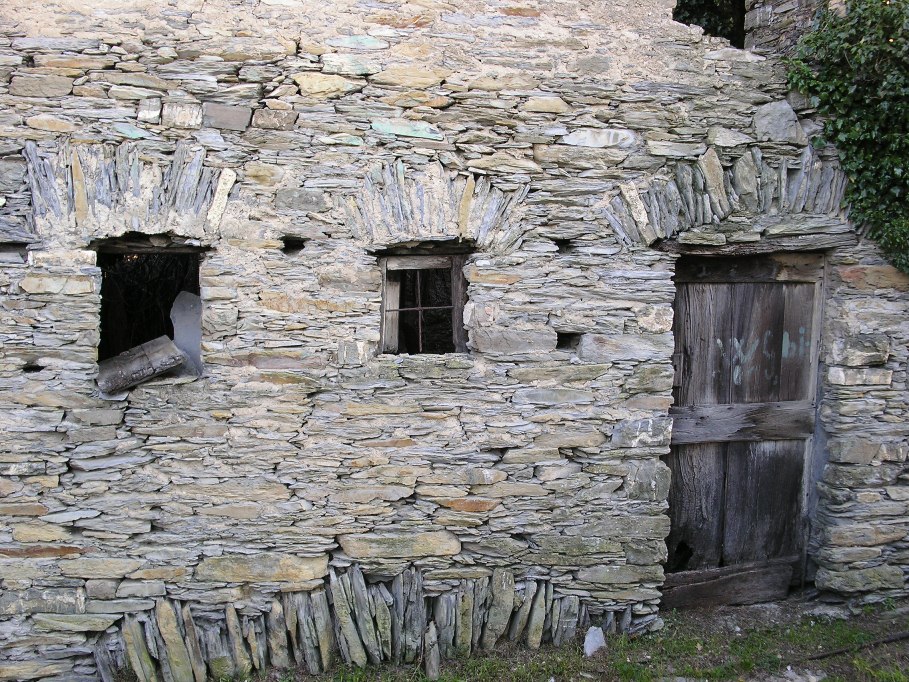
[379,253,469,355]
[674,0,746,48]
[95,237,204,392]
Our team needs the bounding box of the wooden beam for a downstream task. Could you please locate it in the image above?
[662,557,796,609]
[97,336,186,393]
[384,255,453,271]
[656,232,858,257]
[669,400,815,444]
[675,252,825,284]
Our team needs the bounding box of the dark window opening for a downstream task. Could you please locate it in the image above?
[674,0,746,49]
[98,250,200,361]
[22,363,44,373]
[380,253,469,355]
[556,332,581,350]
[281,236,308,256]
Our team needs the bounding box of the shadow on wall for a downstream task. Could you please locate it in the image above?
[674,0,747,48]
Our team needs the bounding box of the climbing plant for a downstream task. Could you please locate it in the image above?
[788,0,909,272]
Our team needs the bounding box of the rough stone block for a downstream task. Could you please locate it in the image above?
[275,187,329,212]
[815,565,905,593]
[611,418,673,448]
[828,367,893,386]
[194,553,328,582]
[202,102,252,131]
[827,334,890,367]
[825,523,907,547]
[577,333,672,362]
[471,327,557,354]
[161,101,203,129]
[753,100,808,144]
[827,439,880,465]
[339,531,461,559]
[291,72,364,98]
[252,108,298,130]
[0,588,86,615]
[9,75,73,97]
[60,558,143,579]
[577,564,664,584]
[369,66,449,88]
[32,613,120,632]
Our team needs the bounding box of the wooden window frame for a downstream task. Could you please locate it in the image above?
[379,254,468,354]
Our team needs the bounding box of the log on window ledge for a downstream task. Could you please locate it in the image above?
[97,336,186,394]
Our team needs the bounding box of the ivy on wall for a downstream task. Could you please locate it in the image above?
[788,0,909,272]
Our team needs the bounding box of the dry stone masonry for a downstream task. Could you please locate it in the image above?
[0,0,906,680]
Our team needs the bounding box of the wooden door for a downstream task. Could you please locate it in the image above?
[662,253,824,608]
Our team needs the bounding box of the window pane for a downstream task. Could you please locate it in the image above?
[398,310,422,354]
[421,268,452,308]
[421,309,454,354]
[399,268,451,310]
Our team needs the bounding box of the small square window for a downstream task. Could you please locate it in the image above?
[98,250,200,361]
[380,254,468,354]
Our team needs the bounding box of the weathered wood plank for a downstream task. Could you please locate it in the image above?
[661,560,795,609]
[664,443,726,572]
[669,400,814,444]
[723,441,804,565]
[675,252,825,283]
[779,282,816,401]
[657,231,857,256]
[96,336,186,393]
[673,283,733,406]
[381,270,400,354]
[450,255,467,353]
[384,255,453,270]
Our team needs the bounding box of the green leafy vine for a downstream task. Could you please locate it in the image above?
[787,0,909,272]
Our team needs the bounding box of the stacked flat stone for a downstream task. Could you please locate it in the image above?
[0,0,905,680]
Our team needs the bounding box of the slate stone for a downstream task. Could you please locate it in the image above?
[194,553,328,582]
[202,103,252,131]
[252,109,298,130]
[753,100,808,144]
[9,75,73,97]
[275,187,329,212]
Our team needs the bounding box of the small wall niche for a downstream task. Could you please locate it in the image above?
[552,238,575,254]
[281,236,308,256]
[556,332,582,351]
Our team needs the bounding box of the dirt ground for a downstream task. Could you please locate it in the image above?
[586,591,909,682]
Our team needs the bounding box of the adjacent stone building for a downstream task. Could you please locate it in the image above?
[0,0,906,680]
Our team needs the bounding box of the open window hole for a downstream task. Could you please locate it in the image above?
[281,236,308,256]
[556,332,581,351]
[22,363,45,373]
[552,238,575,254]
[674,0,746,49]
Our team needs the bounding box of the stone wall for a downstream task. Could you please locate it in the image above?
[0,1,906,680]
[746,0,826,53]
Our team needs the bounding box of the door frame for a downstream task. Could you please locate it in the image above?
[661,250,829,608]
